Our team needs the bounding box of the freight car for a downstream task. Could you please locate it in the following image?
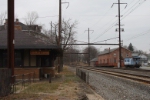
[124,57,141,68]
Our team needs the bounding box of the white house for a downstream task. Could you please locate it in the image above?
[132,53,148,66]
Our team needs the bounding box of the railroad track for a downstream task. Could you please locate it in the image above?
[78,66,150,85]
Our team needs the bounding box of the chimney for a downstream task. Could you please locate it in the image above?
[16,18,19,22]
[4,19,8,25]
[15,18,19,24]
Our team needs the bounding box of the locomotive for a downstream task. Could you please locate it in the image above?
[124,57,141,68]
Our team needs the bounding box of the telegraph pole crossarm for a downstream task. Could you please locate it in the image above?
[111,3,127,8]
[61,2,69,9]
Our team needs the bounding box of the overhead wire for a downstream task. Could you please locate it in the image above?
[91,0,145,42]
[121,0,146,20]
[93,37,119,43]
[90,0,118,28]
[90,8,112,28]
[124,29,150,41]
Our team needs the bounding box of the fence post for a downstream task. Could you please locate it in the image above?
[49,74,51,83]
[29,73,31,84]
[22,74,24,88]
[33,72,35,83]
[11,75,16,93]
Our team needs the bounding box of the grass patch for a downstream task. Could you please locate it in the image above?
[22,82,59,94]
[0,94,40,100]
[1,66,83,100]
[59,66,81,83]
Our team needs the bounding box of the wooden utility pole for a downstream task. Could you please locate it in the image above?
[58,0,69,72]
[58,0,62,73]
[118,0,122,68]
[8,0,15,76]
[111,0,127,68]
[85,28,94,66]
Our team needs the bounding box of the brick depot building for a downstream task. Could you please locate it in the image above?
[98,47,132,67]
[0,19,61,80]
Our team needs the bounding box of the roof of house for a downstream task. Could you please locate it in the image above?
[90,57,98,62]
[99,48,117,56]
[98,47,131,56]
[0,30,60,49]
[132,53,148,58]
[132,53,139,57]
[0,22,29,31]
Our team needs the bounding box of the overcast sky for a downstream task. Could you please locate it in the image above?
[0,0,150,53]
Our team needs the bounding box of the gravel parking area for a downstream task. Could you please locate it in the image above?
[88,70,150,100]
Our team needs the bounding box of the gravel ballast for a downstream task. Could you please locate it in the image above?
[84,70,150,100]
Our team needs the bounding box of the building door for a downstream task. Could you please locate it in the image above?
[36,56,51,67]
[41,56,50,67]
[36,56,41,67]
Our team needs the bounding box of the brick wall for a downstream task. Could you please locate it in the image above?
[98,48,131,67]
[41,67,55,77]
[14,68,40,80]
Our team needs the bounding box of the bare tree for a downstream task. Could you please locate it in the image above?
[83,46,99,63]
[61,19,77,52]
[24,11,39,30]
[0,12,7,26]
[46,19,78,52]
[63,47,80,65]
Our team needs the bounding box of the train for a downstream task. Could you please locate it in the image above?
[124,57,141,68]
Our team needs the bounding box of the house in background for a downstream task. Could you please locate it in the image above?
[147,54,150,66]
[0,19,42,33]
[98,47,132,67]
[0,19,61,80]
[90,57,98,67]
[132,53,148,66]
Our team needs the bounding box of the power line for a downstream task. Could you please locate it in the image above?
[121,0,142,15]
[121,0,146,20]
[124,29,150,41]
[90,8,112,28]
[91,0,146,42]
[94,37,119,43]
[0,15,59,21]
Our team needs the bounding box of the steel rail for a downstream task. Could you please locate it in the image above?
[79,67,150,84]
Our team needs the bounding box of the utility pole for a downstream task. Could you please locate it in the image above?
[50,21,53,34]
[111,0,127,68]
[58,0,69,72]
[58,0,62,73]
[8,0,15,76]
[85,28,94,66]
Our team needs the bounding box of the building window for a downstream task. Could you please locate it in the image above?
[114,53,116,56]
[15,51,23,67]
[114,58,116,63]
[126,54,128,57]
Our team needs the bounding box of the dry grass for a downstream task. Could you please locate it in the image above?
[0,65,86,100]
[22,82,60,94]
